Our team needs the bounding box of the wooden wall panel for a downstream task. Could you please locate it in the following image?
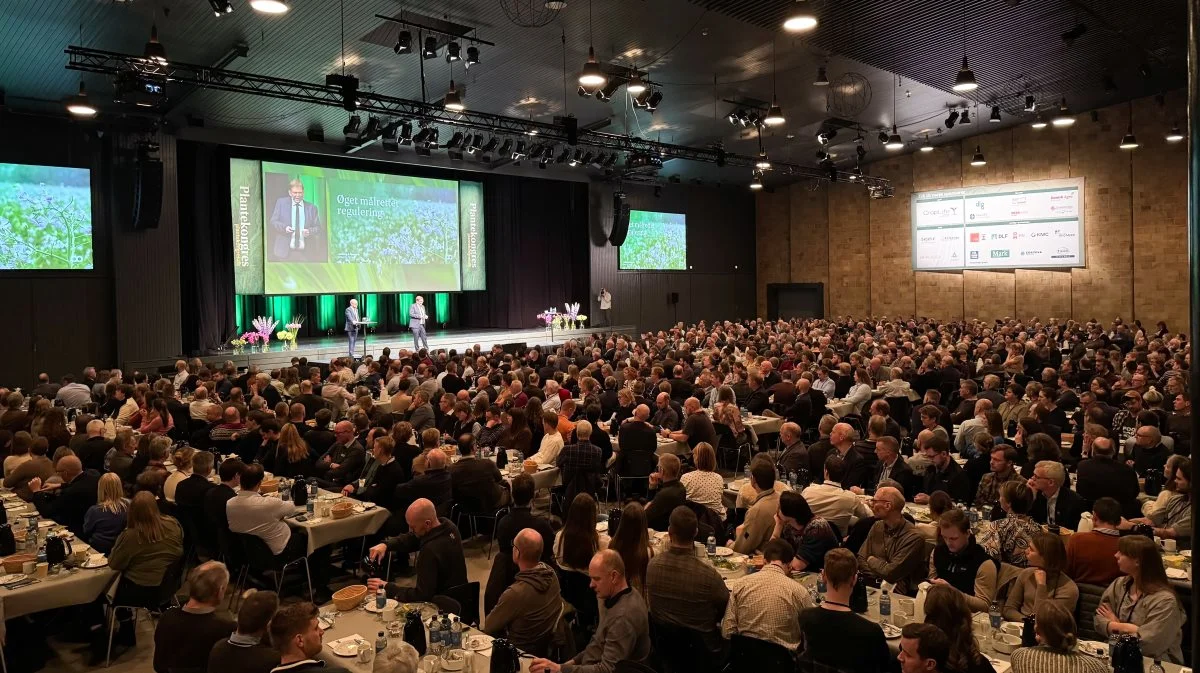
[789,183,830,313]
[868,154,915,317]
[756,189,790,317]
[826,183,871,316]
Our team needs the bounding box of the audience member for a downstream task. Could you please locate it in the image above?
[1003,532,1079,621]
[367,499,468,602]
[152,561,236,673]
[798,548,892,673]
[1010,602,1108,673]
[484,528,563,656]
[857,486,926,594]
[721,539,814,650]
[645,506,729,653]
[269,602,349,673]
[1065,497,1123,586]
[207,589,281,673]
[1095,535,1185,663]
[929,508,998,612]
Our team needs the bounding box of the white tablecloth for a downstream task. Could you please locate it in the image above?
[288,491,393,556]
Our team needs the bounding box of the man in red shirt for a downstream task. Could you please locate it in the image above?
[1065,496,1123,586]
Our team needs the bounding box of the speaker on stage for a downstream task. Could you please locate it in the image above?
[130,142,163,230]
[668,292,679,305]
[609,192,630,246]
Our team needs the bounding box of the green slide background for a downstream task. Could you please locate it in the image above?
[261,161,461,295]
[229,158,264,294]
[619,209,686,270]
[0,163,92,270]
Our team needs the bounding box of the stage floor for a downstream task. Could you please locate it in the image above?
[125,324,635,373]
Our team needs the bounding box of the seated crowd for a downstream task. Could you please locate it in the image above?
[0,314,1192,672]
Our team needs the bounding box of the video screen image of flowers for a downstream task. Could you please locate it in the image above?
[0,162,93,270]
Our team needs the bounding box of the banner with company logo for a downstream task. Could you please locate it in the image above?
[230,158,265,295]
[911,177,1084,271]
[458,180,486,291]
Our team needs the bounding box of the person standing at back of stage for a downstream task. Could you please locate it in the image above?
[345,298,360,358]
[597,288,612,326]
[410,295,430,351]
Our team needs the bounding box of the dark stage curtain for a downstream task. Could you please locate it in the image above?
[178,141,237,355]
[458,176,590,329]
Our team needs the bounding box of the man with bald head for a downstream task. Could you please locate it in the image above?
[650,392,680,431]
[395,447,453,514]
[368,498,467,602]
[830,422,873,491]
[30,454,99,536]
[315,420,366,486]
[614,403,658,487]
[484,528,562,654]
[856,486,926,594]
[530,549,650,673]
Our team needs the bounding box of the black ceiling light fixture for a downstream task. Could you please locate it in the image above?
[1052,97,1074,126]
[645,90,663,112]
[66,24,97,117]
[443,80,464,111]
[989,105,1001,122]
[446,41,461,62]
[945,108,959,129]
[578,0,606,89]
[422,36,439,59]
[1119,102,1139,149]
[208,0,233,16]
[466,45,480,68]
[959,107,972,124]
[1023,95,1036,113]
[394,30,412,54]
[877,129,890,144]
[763,40,785,126]
[143,22,167,64]
[884,75,903,150]
[813,65,829,86]
[919,135,934,152]
[343,114,362,139]
[750,171,764,190]
[970,144,986,166]
[1166,123,1184,143]
[1030,113,1047,129]
[952,0,978,92]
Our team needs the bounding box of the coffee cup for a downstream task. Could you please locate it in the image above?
[34,562,47,578]
[1161,538,1178,552]
[21,561,35,575]
[357,643,374,664]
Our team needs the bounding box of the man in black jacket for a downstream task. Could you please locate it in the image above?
[203,459,243,559]
[742,372,771,415]
[830,422,874,491]
[615,405,658,479]
[29,456,98,536]
[315,421,366,486]
[367,499,468,602]
[1029,460,1088,530]
[643,454,688,532]
[856,436,914,500]
[394,449,453,516]
[343,435,406,512]
[914,433,972,504]
[775,422,810,479]
[1075,437,1141,519]
[75,420,113,473]
[450,434,510,512]
[291,380,329,421]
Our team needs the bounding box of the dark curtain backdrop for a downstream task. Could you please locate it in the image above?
[178,141,237,355]
[458,176,590,329]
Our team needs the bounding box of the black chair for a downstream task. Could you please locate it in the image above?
[440,581,481,626]
[650,617,723,673]
[237,533,313,602]
[1075,582,1107,643]
[885,396,911,434]
[727,635,795,673]
[430,594,462,616]
[557,567,599,630]
[450,502,509,559]
[713,423,749,472]
[105,558,185,666]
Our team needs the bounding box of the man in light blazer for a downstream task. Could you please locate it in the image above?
[345,299,360,357]
[268,179,325,262]
[410,295,429,351]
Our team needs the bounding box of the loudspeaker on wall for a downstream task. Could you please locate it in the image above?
[609,191,631,246]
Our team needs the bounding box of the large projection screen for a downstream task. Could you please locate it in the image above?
[911,177,1084,271]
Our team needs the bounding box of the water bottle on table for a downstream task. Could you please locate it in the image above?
[879,582,892,624]
[706,534,717,556]
[988,600,1002,636]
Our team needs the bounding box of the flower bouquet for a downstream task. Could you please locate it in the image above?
[252,316,279,352]
[285,315,305,350]
[230,336,248,355]
[277,330,296,350]
[562,302,588,330]
[243,331,263,353]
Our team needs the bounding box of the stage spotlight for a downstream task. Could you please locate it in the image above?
[581,152,595,166]
[394,30,412,54]
[422,36,438,59]
[343,115,362,139]
[569,149,583,166]
[1023,95,1036,112]
[446,41,461,62]
[399,120,414,145]
[990,105,1001,122]
[813,66,829,86]
[446,132,465,149]
[499,139,513,157]
[816,129,837,144]
[556,148,571,163]
[467,135,483,153]
[513,141,528,160]
[945,109,959,129]
[726,111,741,125]
[482,136,499,152]
[814,150,827,161]
[363,116,381,138]
[604,153,618,167]
[646,91,663,112]
[595,80,621,102]
[959,108,971,124]
[208,0,233,16]
[466,46,480,68]
[877,129,889,144]
[856,145,867,161]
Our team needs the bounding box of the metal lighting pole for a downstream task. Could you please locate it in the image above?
[1190,1,1200,670]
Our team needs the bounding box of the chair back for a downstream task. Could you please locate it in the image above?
[1075,582,1107,642]
[728,635,794,673]
[430,594,461,616]
[556,568,599,628]
[623,449,658,478]
[237,532,281,570]
[650,617,720,673]
[441,581,480,626]
[613,661,657,673]
[885,396,911,432]
[713,423,739,451]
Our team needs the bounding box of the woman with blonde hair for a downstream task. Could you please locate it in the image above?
[264,423,316,478]
[680,442,726,519]
[162,445,195,503]
[82,472,129,553]
[108,491,184,605]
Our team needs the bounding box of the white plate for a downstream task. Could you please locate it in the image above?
[0,574,25,584]
[880,623,902,639]
[319,494,342,501]
[465,634,494,652]
[37,521,53,529]
[365,598,399,613]
[714,547,734,557]
[82,554,108,569]
[328,635,368,657]
[1166,567,1188,580]
[1181,550,1192,558]
[1077,640,1108,658]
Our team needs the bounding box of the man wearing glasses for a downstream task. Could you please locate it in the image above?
[1028,460,1087,530]
[27,455,100,537]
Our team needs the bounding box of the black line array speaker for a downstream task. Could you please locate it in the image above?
[609,191,631,246]
[130,145,163,230]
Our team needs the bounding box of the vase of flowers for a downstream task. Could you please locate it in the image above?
[244,331,262,352]
[277,330,296,350]
[230,337,247,355]
[252,316,279,352]
[285,315,305,350]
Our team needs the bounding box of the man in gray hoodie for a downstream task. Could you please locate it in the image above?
[530,549,651,673]
[484,528,562,656]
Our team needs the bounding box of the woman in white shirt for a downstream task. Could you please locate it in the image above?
[162,446,194,503]
[680,442,727,520]
[845,367,873,414]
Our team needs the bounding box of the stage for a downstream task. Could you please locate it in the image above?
[125,324,637,373]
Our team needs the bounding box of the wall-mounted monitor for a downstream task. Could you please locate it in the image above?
[618,209,686,271]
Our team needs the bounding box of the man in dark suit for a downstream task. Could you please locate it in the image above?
[394,449,453,518]
[203,458,242,557]
[598,379,620,419]
[1030,460,1089,530]
[614,405,658,479]
[75,419,113,473]
[268,179,325,262]
[830,422,874,491]
[858,436,914,500]
[29,456,98,537]
[316,420,366,486]
[1074,437,1141,519]
[450,434,510,512]
[742,372,771,415]
[667,366,694,404]
[343,435,407,512]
